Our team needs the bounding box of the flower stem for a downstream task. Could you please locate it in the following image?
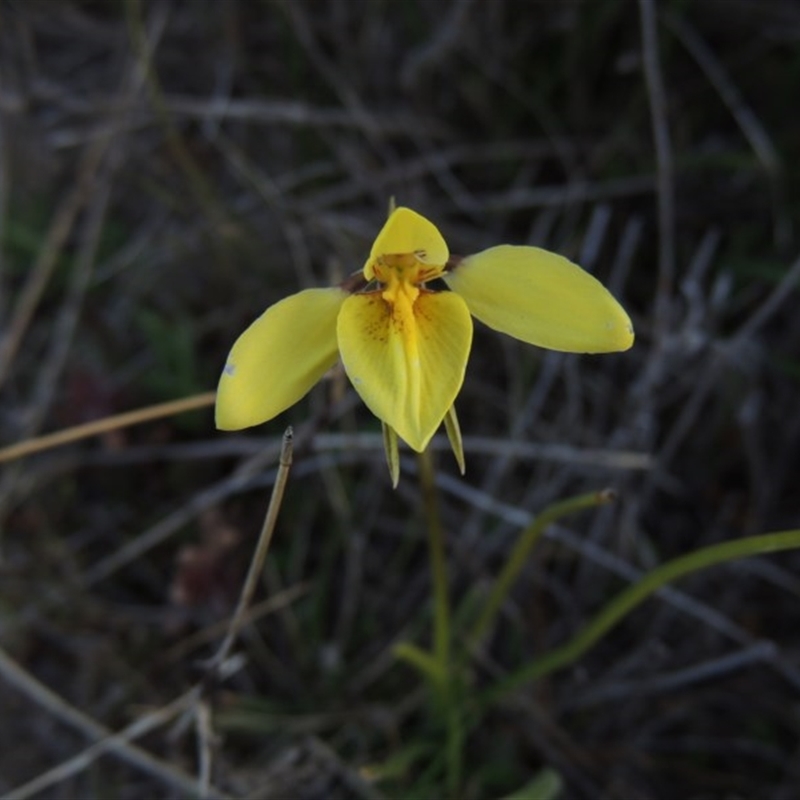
[417,446,462,795]
[418,447,450,667]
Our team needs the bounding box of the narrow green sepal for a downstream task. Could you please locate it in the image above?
[382,420,400,488]
[444,405,466,475]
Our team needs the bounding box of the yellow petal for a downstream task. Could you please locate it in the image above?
[215,288,345,430]
[337,290,472,451]
[444,245,634,353]
[364,207,449,280]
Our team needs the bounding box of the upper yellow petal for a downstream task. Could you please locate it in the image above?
[337,290,472,451]
[364,207,449,280]
[444,245,634,353]
[215,288,346,430]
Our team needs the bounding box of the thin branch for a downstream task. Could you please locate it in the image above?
[664,9,788,247]
[401,0,480,89]
[639,0,676,337]
[204,427,294,676]
[564,641,778,709]
[0,140,106,390]
[0,392,216,464]
[0,649,225,800]
[195,700,215,800]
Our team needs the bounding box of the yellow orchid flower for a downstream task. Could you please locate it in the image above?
[215,207,633,465]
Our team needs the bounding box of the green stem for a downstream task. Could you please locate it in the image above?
[482,528,800,707]
[468,489,615,650]
[393,642,446,684]
[417,447,461,796]
[418,448,450,669]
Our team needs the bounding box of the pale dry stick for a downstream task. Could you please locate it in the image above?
[9,434,648,529]
[80,412,347,589]
[298,737,387,800]
[738,557,800,598]
[650,358,719,479]
[82,439,284,587]
[195,699,215,800]
[205,427,294,676]
[0,649,226,800]
[587,217,645,486]
[512,705,601,799]
[638,0,676,338]
[127,0,229,245]
[2,431,651,570]
[0,106,7,299]
[664,12,780,178]
[614,230,722,534]
[0,138,107,390]
[579,204,614,271]
[565,641,777,709]
[214,132,316,286]
[93,212,170,287]
[302,140,569,214]
[657,251,800,471]
[401,0,480,90]
[455,435,650,471]
[461,33,579,187]
[0,3,171,470]
[332,476,387,650]
[681,228,722,328]
[312,128,389,224]
[664,10,788,247]
[0,175,117,524]
[734,251,800,343]
[0,149,166,533]
[22,170,112,441]
[406,138,483,219]
[162,583,310,663]
[0,391,216,464]
[15,3,159,440]
[279,0,391,160]
[165,95,447,137]
[197,6,236,143]
[187,428,294,798]
[621,236,718,503]
[482,174,656,212]
[0,4,167,391]
[1,423,652,471]
[460,353,565,544]
[607,215,644,299]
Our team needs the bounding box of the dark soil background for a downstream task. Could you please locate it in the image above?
[1,1,799,798]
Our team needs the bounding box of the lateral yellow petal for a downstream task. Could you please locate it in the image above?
[364,207,449,280]
[215,288,345,430]
[444,245,634,353]
[337,290,472,451]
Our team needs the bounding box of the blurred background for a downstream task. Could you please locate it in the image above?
[1,0,799,797]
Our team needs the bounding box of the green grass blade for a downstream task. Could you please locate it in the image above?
[483,529,800,706]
